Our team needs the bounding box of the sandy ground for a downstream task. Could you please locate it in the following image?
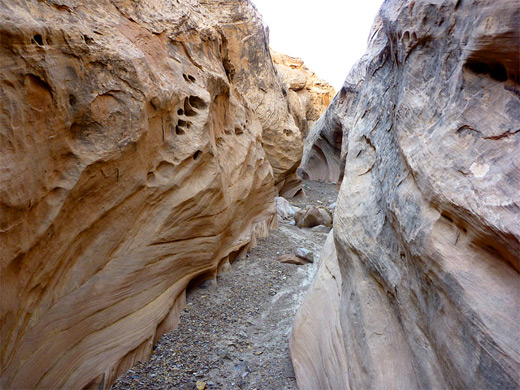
[111,180,338,390]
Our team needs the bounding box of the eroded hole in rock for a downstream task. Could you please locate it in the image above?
[32,34,43,46]
[193,150,201,160]
[184,98,197,117]
[183,74,196,83]
[223,58,235,81]
[83,35,95,45]
[188,95,206,110]
[175,125,184,135]
[69,94,76,106]
[177,108,184,116]
[235,126,244,135]
[441,212,454,224]
[490,63,508,82]
[467,61,490,74]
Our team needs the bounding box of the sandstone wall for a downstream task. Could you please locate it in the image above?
[291,0,520,388]
[200,1,305,197]
[0,0,293,388]
[271,50,336,138]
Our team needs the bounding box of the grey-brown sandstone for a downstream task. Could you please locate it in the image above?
[292,0,520,389]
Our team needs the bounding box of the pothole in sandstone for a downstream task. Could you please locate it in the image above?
[111,180,338,390]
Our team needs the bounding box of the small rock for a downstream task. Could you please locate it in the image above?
[294,248,314,263]
[309,225,332,234]
[196,380,206,390]
[275,196,297,219]
[198,278,217,289]
[276,254,307,265]
[216,348,231,360]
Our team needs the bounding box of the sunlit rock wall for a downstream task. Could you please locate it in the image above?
[291,0,520,388]
[0,0,284,388]
[271,50,336,138]
[200,1,305,197]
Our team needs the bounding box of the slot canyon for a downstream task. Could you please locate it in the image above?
[1,0,518,389]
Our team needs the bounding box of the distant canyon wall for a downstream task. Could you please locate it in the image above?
[271,50,336,138]
[292,0,520,389]
[0,0,330,388]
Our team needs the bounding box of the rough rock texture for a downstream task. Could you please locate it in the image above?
[0,0,300,388]
[291,1,520,389]
[275,196,299,220]
[272,50,336,139]
[200,2,304,197]
[294,206,332,229]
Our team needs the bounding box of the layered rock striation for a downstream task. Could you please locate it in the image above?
[292,0,520,389]
[201,1,305,197]
[271,50,336,138]
[0,0,311,388]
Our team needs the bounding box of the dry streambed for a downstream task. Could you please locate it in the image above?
[112,181,337,390]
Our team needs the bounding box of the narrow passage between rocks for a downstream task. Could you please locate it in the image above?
[112,180,338,390]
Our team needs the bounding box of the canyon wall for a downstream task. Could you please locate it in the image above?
[200,1,305,197]
[271,50,335,138]
[0,0,306,388]
[291,0,520,389]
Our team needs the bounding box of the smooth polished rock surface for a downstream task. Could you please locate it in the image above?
[0,1,287,389]
[291,0,520,389]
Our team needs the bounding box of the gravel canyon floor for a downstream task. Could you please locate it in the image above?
[111,181,338,390]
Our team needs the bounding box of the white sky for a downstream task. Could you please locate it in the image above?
[252,0,384,90]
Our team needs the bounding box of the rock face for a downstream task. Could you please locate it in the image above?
[298,99,344,182]
[0,0,305,388]
[201,2,305,198]
[291,1,520,389]
[272,50,336,139]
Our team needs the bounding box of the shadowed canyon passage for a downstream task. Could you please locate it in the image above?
[1,0,520,390]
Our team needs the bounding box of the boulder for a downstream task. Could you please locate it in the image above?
[276,254,308,266]
[294,206,333,229]
[308,225,332,234]
[275,196,299,220]
[291,0,520,389]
